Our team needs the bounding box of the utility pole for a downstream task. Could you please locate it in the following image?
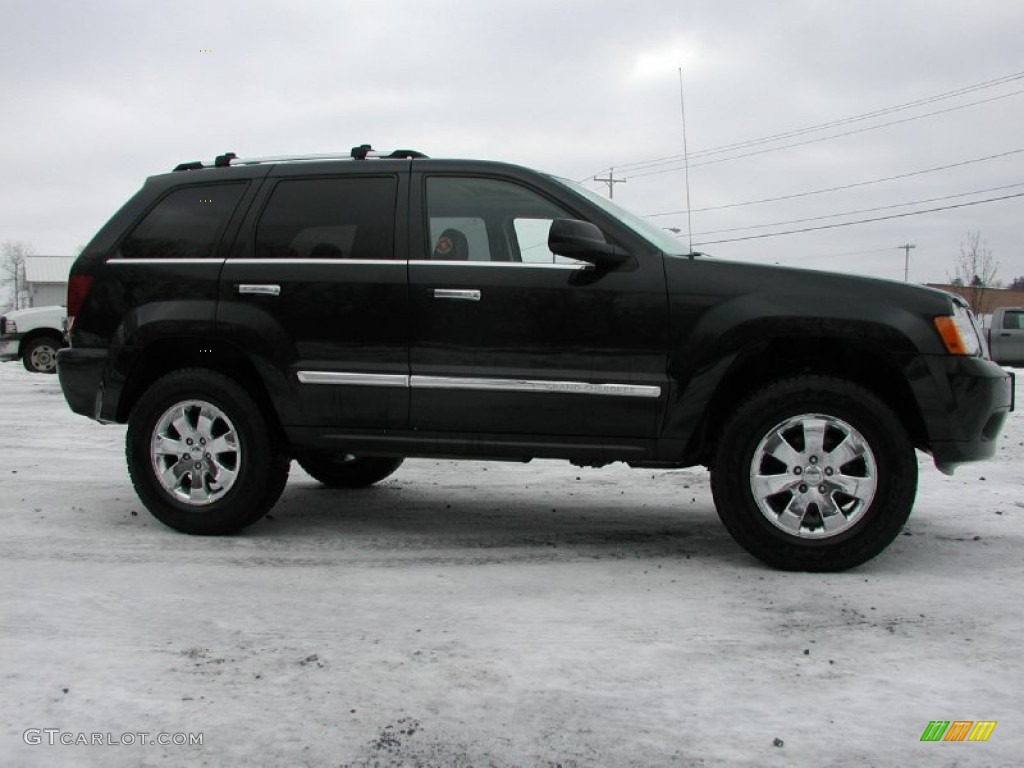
[594,167,626,199]
[897,243,916,282]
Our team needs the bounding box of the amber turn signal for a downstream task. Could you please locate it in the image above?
[933,316,969,355]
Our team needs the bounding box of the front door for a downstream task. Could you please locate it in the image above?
[408,174,668,440]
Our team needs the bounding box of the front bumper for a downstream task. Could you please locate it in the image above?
[57,348,109,420]
[0,337,22,361]
[912,355,1014,473]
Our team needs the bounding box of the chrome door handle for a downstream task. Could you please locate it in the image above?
[237,284,281,296]
[433,288,481,302]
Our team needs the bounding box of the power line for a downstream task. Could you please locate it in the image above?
[691,191,1024,246]
[645,147,1024,217]
[687,182,1024,237]
[628,89,1024,178]
[583,69,1024,180]
[656,70,1024,161]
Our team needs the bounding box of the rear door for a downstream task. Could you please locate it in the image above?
[218,165,409,428]
[407,171,669,440]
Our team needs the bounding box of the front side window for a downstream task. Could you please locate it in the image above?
[119,183,246,259]
[255,177,396,260]
[423,177,584,264]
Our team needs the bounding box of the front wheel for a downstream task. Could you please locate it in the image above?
[710,376,917,571]
[126,369,289,535]
[297,453,404,488]
[22,337,60,374]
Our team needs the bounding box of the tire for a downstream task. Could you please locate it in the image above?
[126,369,290,535]
[22,336,60,374]
[297,453,404,488]
[710,375,917,572]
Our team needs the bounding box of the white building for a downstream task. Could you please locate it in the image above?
[24,256,75,307]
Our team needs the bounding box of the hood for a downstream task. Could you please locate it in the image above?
[2,305,67,322]
[663,256,955,316]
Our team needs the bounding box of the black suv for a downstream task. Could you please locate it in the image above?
[57,145,1013,571]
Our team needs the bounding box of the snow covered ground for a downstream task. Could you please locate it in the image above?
[0,364,1021,767]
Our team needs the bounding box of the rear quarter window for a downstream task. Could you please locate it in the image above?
[118,183,247,259]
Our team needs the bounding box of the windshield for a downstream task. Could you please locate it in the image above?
[552,176,690,255]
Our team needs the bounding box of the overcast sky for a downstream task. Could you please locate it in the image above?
[2,0,1022,285]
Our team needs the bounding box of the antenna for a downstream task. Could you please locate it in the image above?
[678,67,694,255]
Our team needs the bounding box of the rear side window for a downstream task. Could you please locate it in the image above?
[255,177,397,260]
[119,183,246,259]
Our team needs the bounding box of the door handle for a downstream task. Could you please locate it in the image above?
[237,284,281,296]
[433,288,481,302]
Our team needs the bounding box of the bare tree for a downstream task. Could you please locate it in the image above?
[947,231,999,314]
[1,241,34,311]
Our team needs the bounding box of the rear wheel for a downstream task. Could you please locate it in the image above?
[22,336,60,374]
[710,376,917,571]
[126,369,289,534]
[297,453,404,488]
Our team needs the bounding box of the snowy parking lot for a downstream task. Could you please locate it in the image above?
[1,364,1021,767]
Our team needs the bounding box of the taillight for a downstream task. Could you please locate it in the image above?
[66,275,95,334]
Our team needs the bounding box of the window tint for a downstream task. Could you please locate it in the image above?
[424,177,583,264]
[255,177,396,260]
[1003,311,1024,330]
[428,217,489,260]
[119,183,246,259]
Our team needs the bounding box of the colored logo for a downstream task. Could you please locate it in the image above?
[920,721,996,742]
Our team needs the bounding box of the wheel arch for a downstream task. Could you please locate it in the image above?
[114,339,287,447]
[20,328,65,352]
[688,337,929,467]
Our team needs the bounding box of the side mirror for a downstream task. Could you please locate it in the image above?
[548,219,632,266]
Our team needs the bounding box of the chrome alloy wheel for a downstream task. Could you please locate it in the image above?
[749,413,877,539]
[149,400,241,505]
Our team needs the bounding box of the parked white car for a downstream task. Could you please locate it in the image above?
[0,305,67,373]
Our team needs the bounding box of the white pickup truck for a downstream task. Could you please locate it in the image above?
[0,305,66,373]
[983,307,1024,366]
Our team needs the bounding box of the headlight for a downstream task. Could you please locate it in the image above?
[933,303,982,356]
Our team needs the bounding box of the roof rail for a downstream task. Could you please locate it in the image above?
[172,145,427,171]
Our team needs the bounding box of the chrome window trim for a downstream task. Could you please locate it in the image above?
[415,260,588,270]
[227,258,401,266]
[109,258,225,265]
[296,372,410,387]
[112,258,582,268]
